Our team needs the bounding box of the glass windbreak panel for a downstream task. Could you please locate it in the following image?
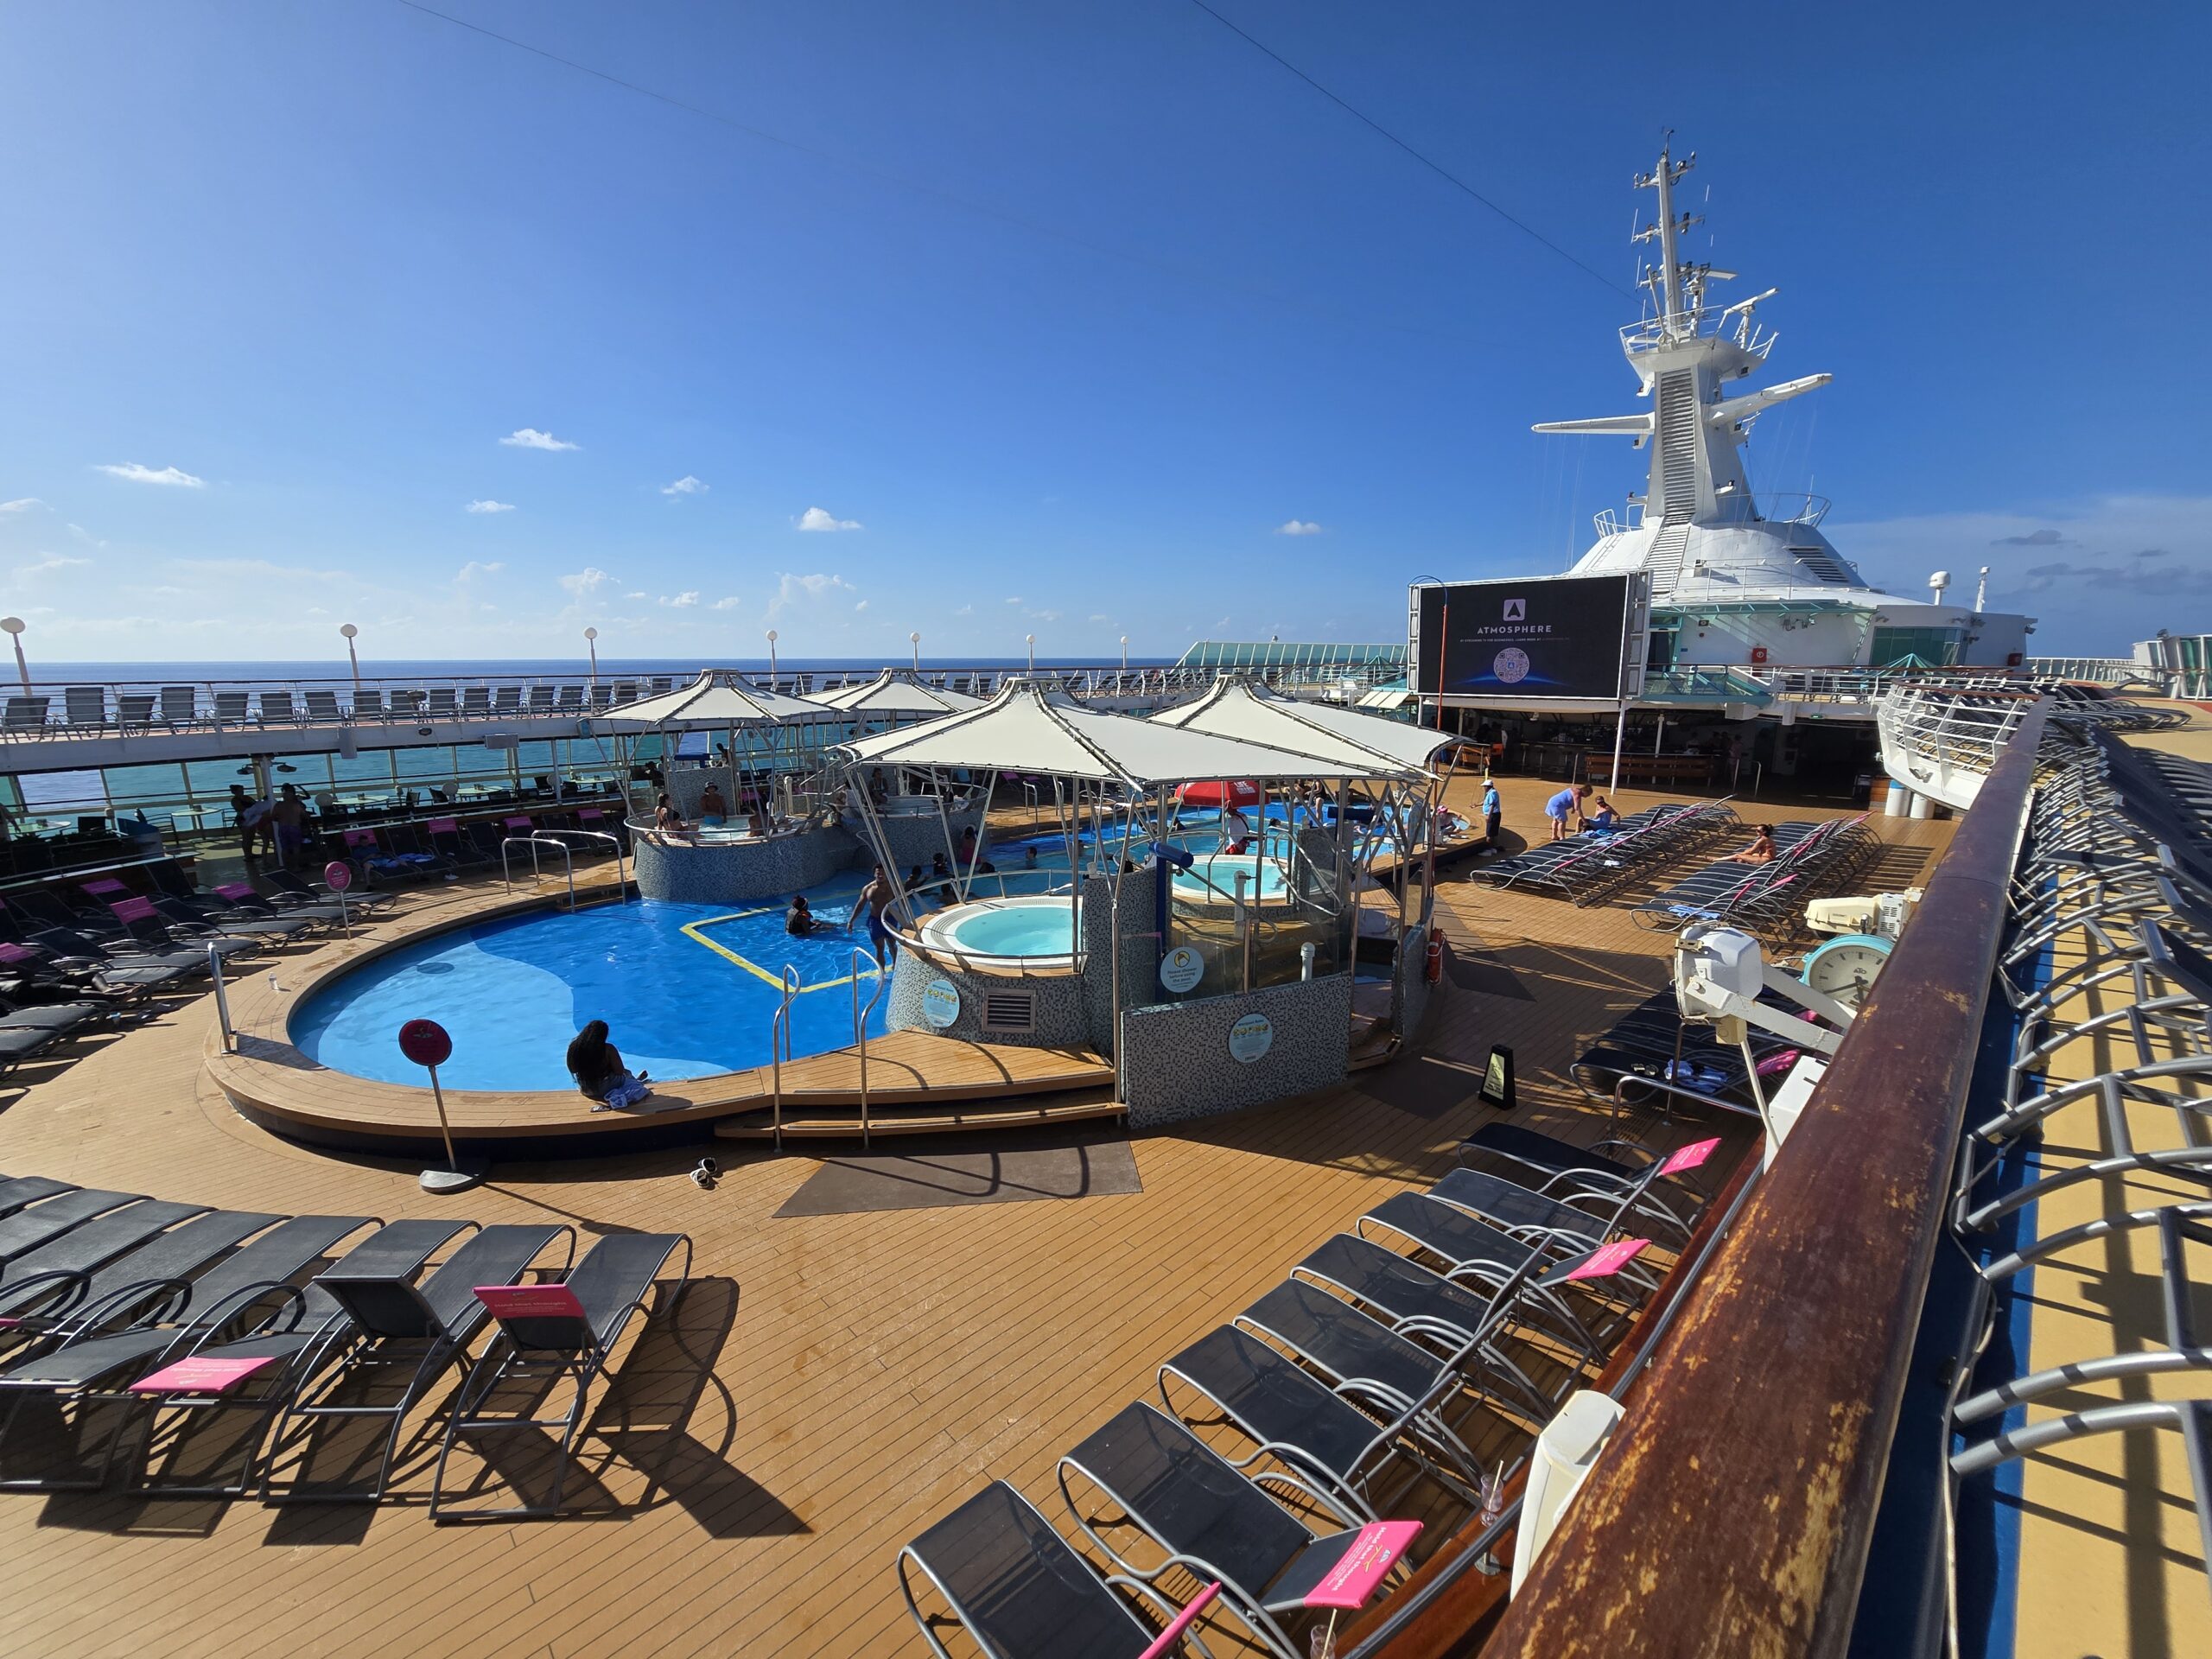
[1868,627,1961,668]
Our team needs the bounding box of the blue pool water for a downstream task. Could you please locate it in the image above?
[292,887,889,1090]
[942,905,1081,957]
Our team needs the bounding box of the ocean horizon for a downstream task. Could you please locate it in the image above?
[11,654,1180,685]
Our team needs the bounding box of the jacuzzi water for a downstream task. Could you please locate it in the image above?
[291,886,888,1090]
[937,903,1080,957]
[1173,853,1293,904]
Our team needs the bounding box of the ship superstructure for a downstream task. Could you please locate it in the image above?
[1536,144,2034,673]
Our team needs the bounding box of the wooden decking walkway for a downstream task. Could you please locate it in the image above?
[0,779,1950,1658]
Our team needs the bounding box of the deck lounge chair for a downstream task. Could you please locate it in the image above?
[353,689,385,719]
[555,684,583,713]
[493,686,522,716]
[118,1217,472,1499]
[461,686,491,717]
[147,895,302,949]
[0,1208,281,1357]
[899,1478,1212,1659]
[213,690,250,725]
[17,924,209,986]
[1158,1325,1468,1520]
[0,1189,145,1265]
[266,867,396,913]
[528,685,555,715]
[0,1214,373,1491]
[157,685,197,725]
[3,696,48,732]
[1056,1402,1393,1659]
[117,691,156,727]
[62,687,106,728]
[426,687,458,718]
[0,1201,210,1325]
[428,1230,690,1521]
[258,690,296,723]
[260,1224,574,1504]
[588,684,613,711]
[304,689,344,721]
[0,1177,73,1220]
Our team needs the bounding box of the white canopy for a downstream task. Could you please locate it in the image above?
[596,671,838,731]
[840,678,1379,789]
[810,669,984,716]
[1189,679,1467,772]
[1148,678,1429,780]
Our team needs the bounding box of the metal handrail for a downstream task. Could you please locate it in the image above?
[500,833,576,910]
[533,826,629,902]
[769,963,800,1151]
[849,947,885,1147]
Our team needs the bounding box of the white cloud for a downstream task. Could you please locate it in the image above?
[11,554,90,578]
[625,590,648,600]
[711,596,741,611]
[500,428,579,451]
[1089,613,1110,623]
[955,603,973,616]
[1275,518,1324,536]
[662,475,708,497]
[67,524,107,548]
[658,591,701,608]
[0,498,43,513]
[464,499,516,514]
[855,598,870,612]
[557,567,613,599]
[456,561,505,580]
[767,571,856,619]
[1034,609,1062,623]
[796,506,861,532]
[1004,595,1024,605]
[97,462,204,487]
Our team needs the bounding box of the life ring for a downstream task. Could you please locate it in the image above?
[1425,925,1444,983]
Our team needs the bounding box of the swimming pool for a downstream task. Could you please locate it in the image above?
[291,888,888,1091]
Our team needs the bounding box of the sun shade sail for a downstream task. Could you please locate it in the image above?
[810,670,984,715]
[840,678,1410,788]
[1150,678,1442,778]
[595,671,838,730]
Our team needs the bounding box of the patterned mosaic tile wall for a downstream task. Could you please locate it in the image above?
[1122,973,1353,1128]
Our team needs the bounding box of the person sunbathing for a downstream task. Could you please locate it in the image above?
[1724,824,1777,865]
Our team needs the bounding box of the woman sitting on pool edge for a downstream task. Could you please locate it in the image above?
[566,1020,652,1112]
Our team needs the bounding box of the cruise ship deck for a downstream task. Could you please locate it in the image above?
[0,773,1946,1657]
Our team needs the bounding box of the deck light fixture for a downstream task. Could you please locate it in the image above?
[766,628,779,683]
[0,616,27,693]
[584,626,599,683]
[1026,632,1035,673]
[910,630,920,673]
[339,622,360,692]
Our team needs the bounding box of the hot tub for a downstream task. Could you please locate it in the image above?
[917,894,1083,970]
[1171,853,1295,910]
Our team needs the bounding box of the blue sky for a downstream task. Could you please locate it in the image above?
[0,1,2202,664]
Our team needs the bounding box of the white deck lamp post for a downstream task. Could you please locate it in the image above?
[340,623,360,694]
[1026,633,1035,674]
[1120,635,1128,673]
[584,626,599,684]
[910,631,921,674]
[766,628,779,685]
[0,617,28,693]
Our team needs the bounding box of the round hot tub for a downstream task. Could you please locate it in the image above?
[1171,852,1295,910]
[918,894,1083,971]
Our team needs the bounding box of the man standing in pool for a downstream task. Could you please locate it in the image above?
[853,863,899,968]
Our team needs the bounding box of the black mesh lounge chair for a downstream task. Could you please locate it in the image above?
[0,1177,73,1219]
[22,925,209,984]
[0,1024,58,1077]
[123,1218,473,1499]
[266,868,396,913]
[0,1208,283,1365]
[1458,1123,1705,1228]
[105,898,261,962]
[1158,1325,1471,1519]
[1056,1402,1395,1659]
[152,893,314,944]
[427,1230,690,1522]
[0,1214,374,1491]
[899,1478,1213,1659]
[258,1223,574,1504]
[0,1201,212,1326]
[0,1188,145,1266]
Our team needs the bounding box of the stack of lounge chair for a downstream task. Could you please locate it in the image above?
[1478,800,1740,906]
[1630,815,1883,938]
[0,1177,691,1514]
[899,1125,1728,1656]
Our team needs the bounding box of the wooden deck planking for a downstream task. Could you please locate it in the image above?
[0,779,1949,1658]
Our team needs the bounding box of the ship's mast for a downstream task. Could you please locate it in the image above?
[1634,142,1698,338]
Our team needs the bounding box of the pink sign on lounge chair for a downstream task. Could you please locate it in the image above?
[1658,1138,1722,1178]
[1302,1520,1423,1610]
[215,882,257,901]
[0,942,36,964]
[81,878,128,897]
[129,1355,279,1395]
[1565,1239,1651,1283]
[1135,1581,1221,1659]
[575,808,602,823]
[427,817,459,834]
[504,816,533,831]
[110,897,157,924]
[475,1283,587,1322]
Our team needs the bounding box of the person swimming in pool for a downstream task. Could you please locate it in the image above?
[697,781,728,830]
[785,893,821,936]
[565,1020,650,1112]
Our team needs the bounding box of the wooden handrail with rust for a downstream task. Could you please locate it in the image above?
[1477,698,2050,1659]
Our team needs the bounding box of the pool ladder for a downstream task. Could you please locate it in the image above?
[767,950,887,1152]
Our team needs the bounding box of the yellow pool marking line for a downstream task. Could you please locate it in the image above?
[679,910,884,994]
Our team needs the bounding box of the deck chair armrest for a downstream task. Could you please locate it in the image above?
[0,1267,95,1320]
[53,1273,197,1340]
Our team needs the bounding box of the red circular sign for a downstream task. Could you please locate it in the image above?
[325,859,354,892]
[397,1018,453,1069]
